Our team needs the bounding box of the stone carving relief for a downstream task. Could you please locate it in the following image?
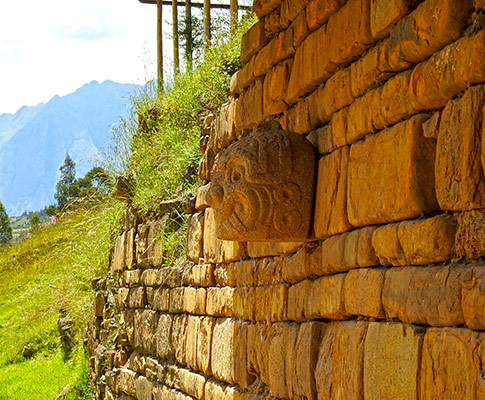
[206,128,316,241]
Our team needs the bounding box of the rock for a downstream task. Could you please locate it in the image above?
[206,128,316,241]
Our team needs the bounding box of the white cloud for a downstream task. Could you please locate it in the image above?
[0,0,159,114]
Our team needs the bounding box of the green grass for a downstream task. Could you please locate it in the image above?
[0,200,121,399]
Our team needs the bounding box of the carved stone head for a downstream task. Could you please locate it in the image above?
[206,128,316,241]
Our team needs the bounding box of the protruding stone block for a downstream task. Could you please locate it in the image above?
[314,146,353,239]
[211,318,235,384]
[241,20,269,63]
[348,114,437,226]
[420,328,485,399]
[206,129,316,241]
[435,85,485,211]
[344,268,385,318]
[383,266,471,326]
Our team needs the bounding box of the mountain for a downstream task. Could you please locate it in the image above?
[0,80,139,216]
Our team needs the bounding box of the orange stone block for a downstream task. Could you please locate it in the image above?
[364,322,424,400]
[420,328,485,400]
[263,59,293,116]
[383,266,471,326]
[456,210,485,259]
[253,0,283,18]
[314,146,353,239]
[388,0,473,69]
[235,79,264,132]
[435,85,485,211]
[461,265,485,330]
[348,115,437,226]
[306,0,345,31]
[280,0,311,28]
[241,20,269,63]
[370,0,414,39]
[344,268,386,319]
[305,274,346,319]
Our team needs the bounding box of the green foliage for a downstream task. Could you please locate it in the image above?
[55,153,78,209]
[107,14,256,216]
[29,212,41,234]
[0,199,121,397]
[0,201,12,246]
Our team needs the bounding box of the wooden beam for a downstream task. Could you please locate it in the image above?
[172,0,180,74]
[230,0,238,36]
[157,0,164,87]
[204,0,211,53]
[138,0,251,10]
[185,0,192,71]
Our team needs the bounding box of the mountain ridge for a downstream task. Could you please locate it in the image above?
[0,80,139,215]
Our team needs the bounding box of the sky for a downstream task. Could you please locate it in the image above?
[0,0,162,114]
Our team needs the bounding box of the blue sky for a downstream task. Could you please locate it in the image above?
[0,0,163,114]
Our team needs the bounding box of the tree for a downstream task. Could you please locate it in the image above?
[0,201,12,246]
[54,153,79,209]
[29,212,41,234]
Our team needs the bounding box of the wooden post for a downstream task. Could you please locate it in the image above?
[230,0,238,36]
[204,0,211,53]
[157,0,164,88]
[185,0,193,71]
[172,0,180,74]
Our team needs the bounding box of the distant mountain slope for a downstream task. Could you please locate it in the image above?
[0,80,139,215]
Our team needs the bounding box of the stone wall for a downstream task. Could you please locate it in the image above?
[88,0,485,399]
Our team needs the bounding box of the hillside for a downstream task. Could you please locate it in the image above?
[0,202,119,399]
[0,80,139,216]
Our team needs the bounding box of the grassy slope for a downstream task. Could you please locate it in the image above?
[0,203,119,399]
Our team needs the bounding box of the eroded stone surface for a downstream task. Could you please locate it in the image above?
[207,128,316,241]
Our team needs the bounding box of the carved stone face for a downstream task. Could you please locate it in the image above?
[206,129,316,241]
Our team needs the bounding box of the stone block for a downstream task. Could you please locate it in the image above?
[117,368,137,397]
[370,0,414,39]
[344,87,381,145]
[247,241,303,259]
[305,274,346,319]
[152,288,170,312]
[135,224,149,267]
[344,268,385,318]
[281,247,311,284]
[165,366,206,399]
[233,321,255,389]
[306,0,345,31]
[435,85,485,211]
[203,208,245,264]
[168,287,184,313]
[349,39,393,98]
[253,0,282,18]
[186,212,204,263]
[211,318,235,384]
[135,376,153,400]
[461,265,485,330]
[388,0,473,69]
[378,70,415,128]
[195,184,210,211]
[206,287,233,317]
[183,287,206,315]
[241,20,269,63]
[280,0,310,28]
[112,233,126,272]
[263,59,293,116]
[326,0,374,66]
[185,315,200,371]
[422,110,441,139]
[383,266,472,326]
[316,321,368,399]
[264,8,283,37]
[286,24,333,104]
[315,125,333,154]
[420,328,485,399]
[268,323,299,398]
[185,264,215,287]
[171,314,188,365]
[197,317,215,375]
[206,129,316,242]
[257,256,283,285]
[372,215,457,266]
[314,146,353,238]
[235,79,263,132]
[348,115,437,226]
[128,287,147,309]
[288,9,310,47]
[285,97,312,134]
[364,322,424,400]
[134,310,159,355]
[409,31,485,110]
[290,322,324,400]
